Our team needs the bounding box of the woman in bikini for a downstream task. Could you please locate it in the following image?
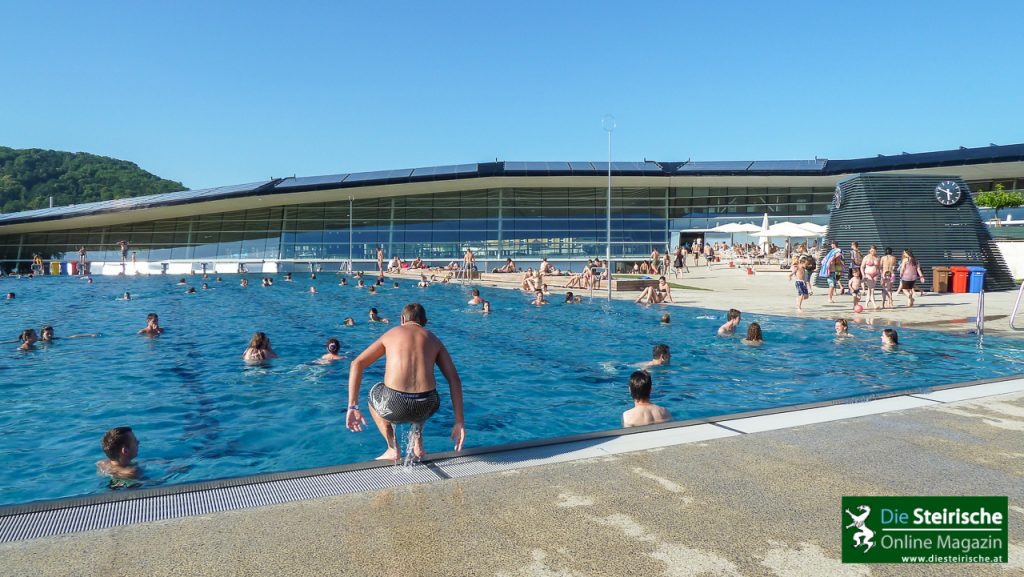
[859,245,881,310]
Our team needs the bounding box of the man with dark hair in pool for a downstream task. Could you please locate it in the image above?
[641,344,670,369]
[97,426,140,484]
[138,313,163,336]
[468,288,484,305]
[347,303,466,461]
[622,370,672,428]
[717,309,741,336]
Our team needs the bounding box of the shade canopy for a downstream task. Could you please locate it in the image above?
[797,222,828,234]
[711,222,762,233]
[752,221,822,238]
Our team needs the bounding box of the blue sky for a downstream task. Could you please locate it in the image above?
[2,1,1022,189]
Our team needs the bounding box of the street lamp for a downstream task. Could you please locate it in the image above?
[602,114,616,299]
[348,195,353,273]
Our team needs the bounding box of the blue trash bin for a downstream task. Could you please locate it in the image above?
[967,266,986,293]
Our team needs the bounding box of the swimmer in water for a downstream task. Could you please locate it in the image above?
[310,286,318,294]
[240,278,249,287]
[96,426,140,484]
[367,286,376,294]
[5,292,14,300]
[481,300,491,313]
[185,287,196,294]
[242,331,278,361]
[835,319,850,338]
[881,328,899,349]
[742,322,763,346]
[622,370,673,428]
[119,291,131,300]
[176,278,187,285]
[641,344,670,369]
[138,313,163,336]
[564,291,575,304]
[468,289,484,305]
[344,317,356,327]
[18,328,38,350]
[531,290,548,306]
[202,283,210,290]
[661,313,670,324]
[40,325,97,341]
[393,282,399,288]
[320,338,344,363]
[368,308,389,323]
[284,272,293,281]
[339,277,348,286]
[717,309,741,336]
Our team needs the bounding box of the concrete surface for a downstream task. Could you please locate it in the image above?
[2,391,1021,577]
[455,264,1024,337]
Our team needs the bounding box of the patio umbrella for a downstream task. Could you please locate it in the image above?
[797,222,828,235]
[752,222,821,238]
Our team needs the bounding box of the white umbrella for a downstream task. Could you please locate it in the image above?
[711,222,750,233]
[752,222,821,238]
[759,213,770,246]
[797,222,828,234]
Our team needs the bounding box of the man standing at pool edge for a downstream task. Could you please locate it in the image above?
[346,303,466,461]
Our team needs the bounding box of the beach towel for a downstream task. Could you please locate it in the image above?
[820,248,842,278]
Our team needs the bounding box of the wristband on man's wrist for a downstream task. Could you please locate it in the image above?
[347,404,359,411]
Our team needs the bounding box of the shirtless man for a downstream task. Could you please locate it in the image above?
[879,247,898,308]
[717,308,741,336]
[641,344,670,369]
[463,248,476,272]
[138,313,163,336]
[467,289,484,305]
[346,303,466,460]
[650,247,661,275]
[376,246,385,275]
[622,370,673,428]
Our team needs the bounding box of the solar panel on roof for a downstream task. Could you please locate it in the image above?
[747,160,826,171]
[568,162,595,171]
[274,174,349,189]
[676,161,753,172]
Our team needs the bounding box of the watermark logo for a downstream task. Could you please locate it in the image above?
[844,505,875,553]
[842,496,1007,564]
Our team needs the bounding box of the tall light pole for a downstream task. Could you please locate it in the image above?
[348,195,353,273]
[602,114,616,299]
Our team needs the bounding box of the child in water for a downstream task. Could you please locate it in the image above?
[97,426,141,488]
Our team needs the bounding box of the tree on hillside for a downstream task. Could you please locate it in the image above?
[975,183,1024,225]
[0,147,186,213]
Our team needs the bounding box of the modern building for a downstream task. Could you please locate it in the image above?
[1,143,1022,274]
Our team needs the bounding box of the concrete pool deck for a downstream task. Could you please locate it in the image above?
[2,381,1022,576]
[458,264,1024,337]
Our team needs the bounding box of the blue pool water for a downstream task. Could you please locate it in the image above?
[1,274,1022,506]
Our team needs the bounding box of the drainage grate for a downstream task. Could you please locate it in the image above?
[0,465,441,543]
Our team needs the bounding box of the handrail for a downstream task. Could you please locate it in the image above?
[1011,282,1024,331]
[976,290,985,335]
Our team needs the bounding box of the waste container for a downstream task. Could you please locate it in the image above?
[967,266,987,293]
[49,261,60,275]
[950,266,969,293]
[69,260,79,275]
[931,266,951,293]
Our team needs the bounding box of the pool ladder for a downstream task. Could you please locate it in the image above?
[1011,281,1024,331]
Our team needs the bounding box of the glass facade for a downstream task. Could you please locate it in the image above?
[0,185,838,267]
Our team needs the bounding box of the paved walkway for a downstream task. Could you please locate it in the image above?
[2,391,1021,576]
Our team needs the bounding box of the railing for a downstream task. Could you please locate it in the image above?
[1011,282,1024,331]
[976,290,985,335]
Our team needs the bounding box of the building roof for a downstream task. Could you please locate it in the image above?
[2,143,1023,227]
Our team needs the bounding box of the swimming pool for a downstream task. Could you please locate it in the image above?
[1,273,1022,506]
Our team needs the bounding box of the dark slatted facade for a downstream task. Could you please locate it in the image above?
[822,174,1014,291]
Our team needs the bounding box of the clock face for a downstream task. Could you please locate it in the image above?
[935,180,962,206]
[832,185,842,209]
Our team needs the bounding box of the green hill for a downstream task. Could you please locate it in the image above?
[0,146,186,214]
